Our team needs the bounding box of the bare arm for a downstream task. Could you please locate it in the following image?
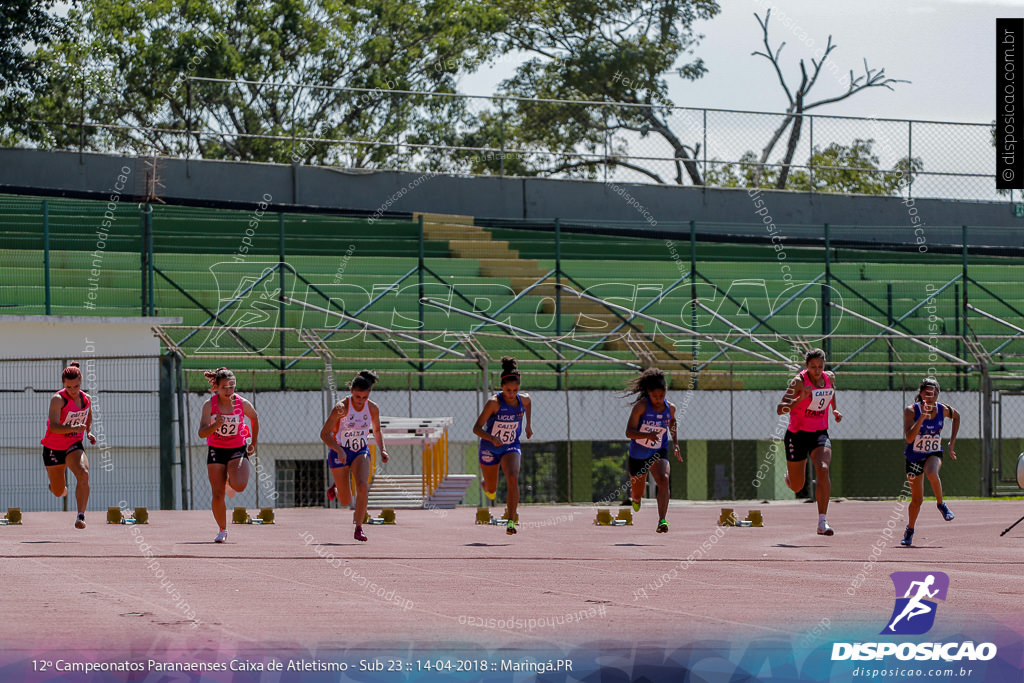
[669,402,682,462]
[945,403,959,459]
[369,401,389,462]
[197,399,223,439]
[522,394,533,439]
[777,376,810,416]
[828,372,842,422]
[903,405,924,443]
[84,394,96,444]
[319,399,348,452]
[472,398,502,447]
[242,397,259,455]
[47,395,77,434]
[625,403,648,441]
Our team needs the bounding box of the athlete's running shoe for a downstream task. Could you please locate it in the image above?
[74,513,86,529]
[214,529,228,543]
[900,526,914,546]
[656,519,669,533]
[354,525,368,542]
[506,520,517,535]
[937,502,954,521]
[327,484,337,501]
[632,500,641,513]
[816,520,835,536]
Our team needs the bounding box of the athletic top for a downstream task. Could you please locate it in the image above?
[333,399,372,455]
[628,398,672,459]
[206,394,249,448]
[904,403,945,461]
[41,388,91,450]
[480,392,524,455]
[787,370,835,433]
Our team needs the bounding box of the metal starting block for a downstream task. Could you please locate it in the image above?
[107,507,148,525]
[232,507,275,524]
[0,508,21,525]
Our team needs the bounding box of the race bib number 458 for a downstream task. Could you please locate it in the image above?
[491,420,519,444]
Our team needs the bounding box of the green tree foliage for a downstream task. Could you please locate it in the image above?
[0,0,77,120]
[705,139,922,196]
[6,0,506,164]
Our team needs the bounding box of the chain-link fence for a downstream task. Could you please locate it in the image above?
[3,354,1017,513]
[5,78,998,201]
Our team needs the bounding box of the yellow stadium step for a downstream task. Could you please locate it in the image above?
[449,240,518,260]
[413,212,475,226]
[423,224,491,241]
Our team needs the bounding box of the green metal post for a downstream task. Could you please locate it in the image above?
[147,207,155,316]
[43,200,51,314]
[690,220,698,387]
[555,218,562,389]
[822,223,832,359]
[418,215,425,390]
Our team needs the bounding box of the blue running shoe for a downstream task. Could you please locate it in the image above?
[900,526,914,546]
[937,502,954,521]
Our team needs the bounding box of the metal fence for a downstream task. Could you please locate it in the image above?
[3,353,1019,514]
[5,78,998,201]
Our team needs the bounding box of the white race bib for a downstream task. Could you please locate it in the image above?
[913,434,941,453]
[215,414,241,437]
[491,420,519,444]
[64,408,89,429]
[341,429,367,452]
[636,424,666,449]
[807,388,834,412]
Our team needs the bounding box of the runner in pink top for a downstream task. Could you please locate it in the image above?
[197,367,259,543]
[41,361,96,529]
[776,348,843,536]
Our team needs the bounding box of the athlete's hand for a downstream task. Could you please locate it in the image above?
[832,409,843,423]
[381,449,390,463]
[948,441,957,460]
[525,425,534,439]
[247,441,257,456]
[489,435,503,448]
[673,443,683,462]
[922,403,937,419]
[213,413,225,426]
[87,431,97,445]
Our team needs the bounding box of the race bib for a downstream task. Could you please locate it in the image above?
[807,388,834,413]
[636,424,666,449]
[491,420,519,444]
[215,414,241,437]
[341,429,367,452]
[913,434,941,453]
[64,409,89,429]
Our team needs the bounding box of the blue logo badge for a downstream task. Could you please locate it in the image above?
[881,571,949,635]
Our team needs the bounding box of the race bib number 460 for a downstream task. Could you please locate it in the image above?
[341,430,367,452]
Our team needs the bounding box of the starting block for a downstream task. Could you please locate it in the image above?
[745,509,764,527]
[718,508,738,527]
[232,507,275,525]
[107,507,148,525]
[0,508,21,525]
[476,507,515,525]
[615,507,633,525]
[363,508,396,525]
[595,508,630,526]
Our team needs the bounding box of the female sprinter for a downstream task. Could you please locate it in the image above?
[320,370,389,542]
[41,361,96,529]
[197,367,259,543]
[472,357,532,535]
[777,348,843,536]
[625,368,682,533]
[900,378,959,546]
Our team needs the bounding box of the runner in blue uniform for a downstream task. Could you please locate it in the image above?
[472,357,533,535]
[901,378,959,546]
[625,368,682,533]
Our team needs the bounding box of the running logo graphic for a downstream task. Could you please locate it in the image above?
[881,571,949,635]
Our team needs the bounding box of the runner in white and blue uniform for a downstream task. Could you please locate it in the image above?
[900,377,959,546]
[320,370,390,542]
[625,368,682,533]
[472,357,533,535]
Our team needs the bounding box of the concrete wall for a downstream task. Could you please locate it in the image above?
[0,149,1019,235]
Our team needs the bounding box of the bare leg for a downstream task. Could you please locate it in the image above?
[46,464,68,497]
[500,452,521,521]
[65,450,90,514]
[331,466,353,506]
[651,459,670,520]
[480,463,500,499]
[924,456,944,504]
[350,453,370,526]
[227,456,251,492]
[907,473,924,529]
[208,464,228,529]
[811,446,832,515]
[785,459,806,492]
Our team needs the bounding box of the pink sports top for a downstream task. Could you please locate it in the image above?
[787,370,835,433]
[41,388,91,450]
[206,394,250,448]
